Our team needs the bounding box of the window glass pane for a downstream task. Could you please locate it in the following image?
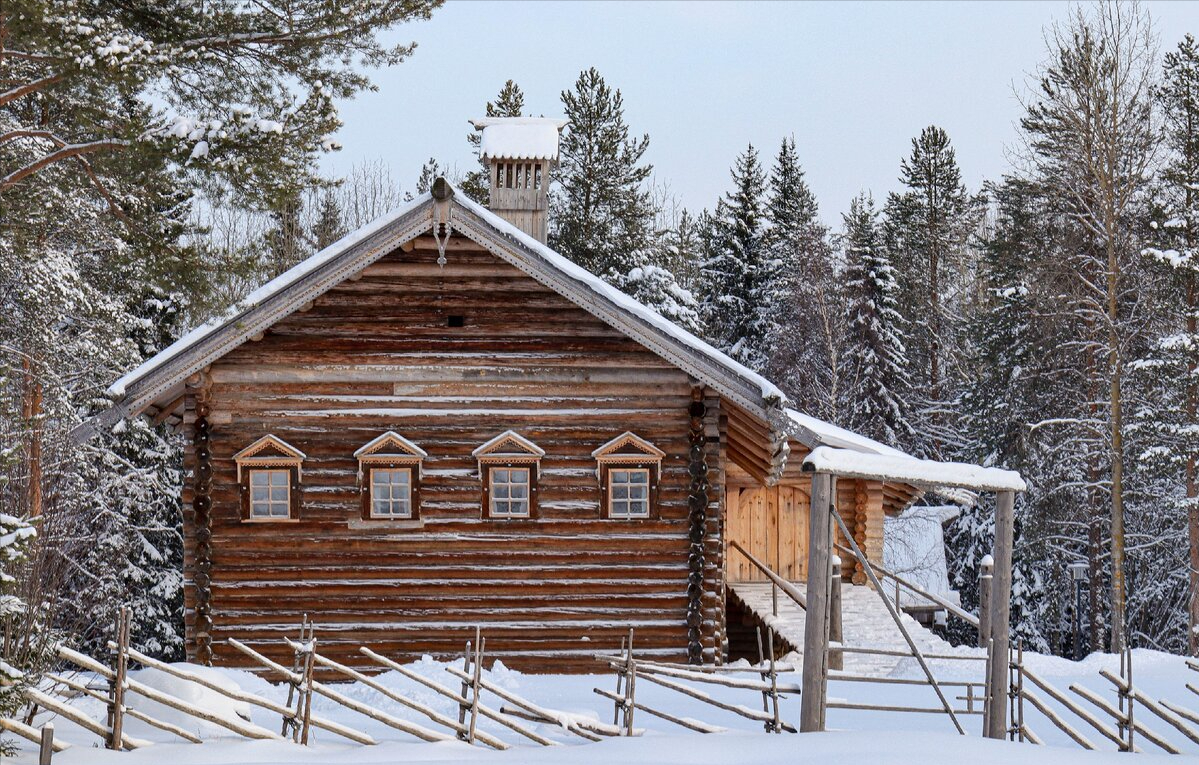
[613,470,628,484]
[511,483,527,499]
[252,487,268,501]
[251,472,269,487]
[270,487,288,502]
[371,469,412,517]
[630,485,647,500]
[494,468,509,483]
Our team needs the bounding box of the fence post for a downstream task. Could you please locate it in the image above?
[985,490,1015,740]
[800,472,833,733]
[38,723,54,765]
[978,555,993,649]
[829,555,843,671]
[109,607,130,750]
[299,636,316,745]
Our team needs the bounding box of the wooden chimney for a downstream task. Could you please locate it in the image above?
[470,117,567,243]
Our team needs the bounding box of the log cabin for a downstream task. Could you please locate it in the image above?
[86,117,930,673]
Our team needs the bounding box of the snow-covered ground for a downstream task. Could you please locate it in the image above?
[6,649,1199,763]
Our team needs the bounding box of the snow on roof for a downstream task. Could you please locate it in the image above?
[471,117,567,161]
[803,446,1027,493]
[106,192,430,399]
[784,408,911,458]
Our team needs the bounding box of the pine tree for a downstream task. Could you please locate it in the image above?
[462,80,525,204]
[698,145,772,371]
[839,193,914,445]
[766,137,840,419]
[884,126,976,458]
[551,68,655,279]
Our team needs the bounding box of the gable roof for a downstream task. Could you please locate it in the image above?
[77,180,913,482]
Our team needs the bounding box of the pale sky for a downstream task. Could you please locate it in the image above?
[323,0,1199,225]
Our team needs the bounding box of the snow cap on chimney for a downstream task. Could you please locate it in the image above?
[470,117,567,243]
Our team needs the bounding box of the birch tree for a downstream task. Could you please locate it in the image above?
[1018,0,1160,651]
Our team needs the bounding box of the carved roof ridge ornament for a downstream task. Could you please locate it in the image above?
[591,432,666,463]
[432,177,454,267]
[233,434,306,482]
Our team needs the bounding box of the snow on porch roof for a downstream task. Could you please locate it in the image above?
[802,446,1027,493]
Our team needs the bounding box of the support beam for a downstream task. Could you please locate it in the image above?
[986,490,1015,740]
[800,472,832,732]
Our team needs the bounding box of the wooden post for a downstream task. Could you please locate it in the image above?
[38,723,54,765]
[612,635,626,726]
[978,555,993,649]
[1015,641,1025,742]
[109,608,130,750]
[468,636,484,744]
[986,490,1015,740]
[829,555,843,672]
[800,471,832,733]
[299,637,316,745]
[768,628,780,734]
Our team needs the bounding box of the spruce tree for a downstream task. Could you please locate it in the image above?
[462,80,525,204]
[415,157,442,195]
[840,193,913,445]
[698,144,772,371]
[766,137,839,418]
[551,67,654,279]
[312,190,347,251]
[1135,33,1199,653]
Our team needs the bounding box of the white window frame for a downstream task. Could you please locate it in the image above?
[489,466,531,518]
[369,467,413,519]
[607,467,652,519]
[249,469,291,519]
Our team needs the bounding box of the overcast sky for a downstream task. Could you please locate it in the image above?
[323,0,1199,226]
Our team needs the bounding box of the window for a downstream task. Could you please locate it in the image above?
[355,432,426,522]
[489,467,531,517]
[234,435,305,521]
[370,468,413,518]
[608,468,651,519]
[474,431,543,519]
[249,469,291,519]
[592,432,664,520]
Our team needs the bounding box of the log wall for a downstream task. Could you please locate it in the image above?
[181,235,727,672]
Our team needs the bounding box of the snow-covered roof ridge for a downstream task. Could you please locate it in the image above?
[470,117,568,161]
[803,446,1027,493]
